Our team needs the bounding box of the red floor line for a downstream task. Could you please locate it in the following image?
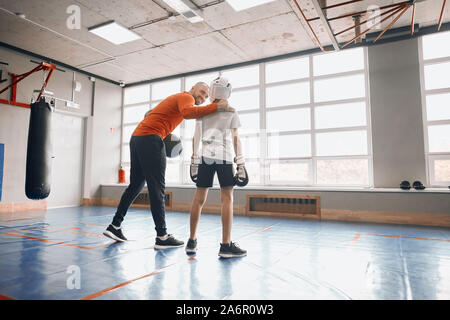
[80,262,179,300]
[252,226,273,235]
[238,225,273,240]
[1,217,37,222]
[1,232,114,250]
[80,271,161,300]
[361,233,450,242]
[350,233,361,246]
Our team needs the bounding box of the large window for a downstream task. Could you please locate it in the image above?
[420,31,450,186]
[121,84,151,181]
[121,47,372,187]
[264,47,371,187]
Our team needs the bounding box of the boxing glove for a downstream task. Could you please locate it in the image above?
[234,165,249,187]
[190,155,201,183]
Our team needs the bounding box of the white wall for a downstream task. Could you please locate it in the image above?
[46,112,85,208]
[0,104,29,202]
[368,38,427,187]
[0,46,122,206]
[84,79,122,199]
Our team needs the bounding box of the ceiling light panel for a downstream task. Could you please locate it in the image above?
[226,0,276,11]
[88,21,141,45]
[162,0,204,23]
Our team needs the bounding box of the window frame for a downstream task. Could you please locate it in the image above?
[120,48,373,187]
[262,48,373,187]
[419,34,450,187]
[121,85,151,167]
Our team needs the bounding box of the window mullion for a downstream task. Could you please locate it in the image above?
[260,62,267,186]
[310,55,317,186]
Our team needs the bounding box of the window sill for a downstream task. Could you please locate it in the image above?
[101,183,450,193]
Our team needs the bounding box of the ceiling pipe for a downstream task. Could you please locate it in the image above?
[334,5,403,37]
[373,4,411,42]
[411,2,416,35]
[342,4,407,48]
[308,1,410,22]
[438,0,447,30]
[292,0,327,52]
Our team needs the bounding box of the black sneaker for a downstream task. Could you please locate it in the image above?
[154,234,184,250]
[103,224,127,242]
[185,238,197,253]
[219,241,247,258]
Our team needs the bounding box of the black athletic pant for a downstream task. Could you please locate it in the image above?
[112,134,167,236]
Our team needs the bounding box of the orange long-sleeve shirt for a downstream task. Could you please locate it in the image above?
[132,92,218,139]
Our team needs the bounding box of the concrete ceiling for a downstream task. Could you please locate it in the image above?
[0,0,448,85]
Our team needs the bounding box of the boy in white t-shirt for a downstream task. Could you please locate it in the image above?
[187,77,248,258]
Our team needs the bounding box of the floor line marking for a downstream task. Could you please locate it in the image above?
[0,217,38,222]
[352,232,450,245]
[1,232,115,250]
[0,294,15,300]
[252,226,273,235]
[350,234,361,247]
[237,225,274,241]
[80,262,179,300]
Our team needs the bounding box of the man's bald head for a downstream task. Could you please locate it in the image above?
[193,82,208,89]
[189,82,209,105]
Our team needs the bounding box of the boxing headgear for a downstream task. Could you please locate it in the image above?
[210,77,232,101]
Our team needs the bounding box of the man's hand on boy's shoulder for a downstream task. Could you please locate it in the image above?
[216,99,235,113]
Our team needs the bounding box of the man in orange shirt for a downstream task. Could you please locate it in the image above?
[103,82,234,249]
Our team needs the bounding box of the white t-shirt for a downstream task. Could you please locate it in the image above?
[196,111,241,163]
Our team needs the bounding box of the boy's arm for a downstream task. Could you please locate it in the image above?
[232,128,244,165]
[192,120,202,159]
[232,127,249,186]
[190,120,202,183]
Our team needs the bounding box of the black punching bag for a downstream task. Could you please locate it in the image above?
[25,98,53,200]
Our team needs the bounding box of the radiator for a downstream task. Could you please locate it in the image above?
[246,194,321,219]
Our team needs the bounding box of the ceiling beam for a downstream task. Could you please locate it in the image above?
[292,0,326,52]
[311,0,340,51]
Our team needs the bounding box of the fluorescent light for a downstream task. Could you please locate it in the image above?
[163,0,193,13]
[88,21,141,45]
[185,15,203,23]
[226,0,276,11]
[162,0,204,23]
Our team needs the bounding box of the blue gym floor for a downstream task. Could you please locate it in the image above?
[0,206,449,300]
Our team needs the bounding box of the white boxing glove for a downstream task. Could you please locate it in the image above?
[234,155,245,166]
[190,155,201,183]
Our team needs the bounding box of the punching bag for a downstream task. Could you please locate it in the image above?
[25,98,53,200]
